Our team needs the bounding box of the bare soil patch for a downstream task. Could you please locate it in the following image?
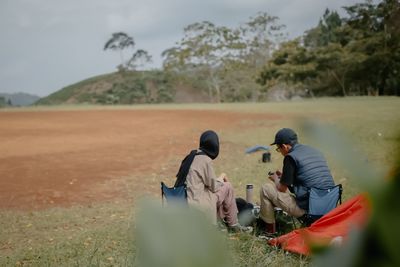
[0,109,279,210]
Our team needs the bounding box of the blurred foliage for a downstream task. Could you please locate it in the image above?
[135,200,232,267]
[303,121,400,266]
[0,96,8,108]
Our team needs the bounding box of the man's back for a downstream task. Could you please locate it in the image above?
[288,144,335,189]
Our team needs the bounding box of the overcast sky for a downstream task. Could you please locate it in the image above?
[0,0,364,97]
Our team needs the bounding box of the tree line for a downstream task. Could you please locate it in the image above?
[0,97,12,107]
[259,0,400,97]
[104,0,400,103]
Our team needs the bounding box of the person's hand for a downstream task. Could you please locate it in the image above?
[268,170,281,182]
[219,173,229,182]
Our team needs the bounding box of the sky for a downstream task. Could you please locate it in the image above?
[0,0,365,97]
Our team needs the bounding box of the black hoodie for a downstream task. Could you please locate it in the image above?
[174,130,219,187]
[199,130,219,160]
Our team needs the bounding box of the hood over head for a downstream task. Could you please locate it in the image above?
[199,130,219,160]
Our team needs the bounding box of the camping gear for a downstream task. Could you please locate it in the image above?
[298,184,343,226]
[268,194,371,255]
[262,152,271,162]
[236,197,259,226]
[245,145,271,163]
[246,184,254,204]
[167,150,206,206]
[245,145,269,154]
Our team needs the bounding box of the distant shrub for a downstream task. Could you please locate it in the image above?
[0,96,6,107]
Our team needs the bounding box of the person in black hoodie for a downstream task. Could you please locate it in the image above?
[175,130,252,233]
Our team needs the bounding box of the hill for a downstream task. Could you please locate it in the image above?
[36,70,210,105]
[0,92,40,106]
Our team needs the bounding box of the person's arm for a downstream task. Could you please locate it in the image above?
[276,179,288,192]
[268,171,287,192]
[268,156,296,192]
[203,160,223,193]
[218,172,229,182]
[279,156,296,192]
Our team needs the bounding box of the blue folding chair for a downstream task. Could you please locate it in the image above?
[299,184,343,226]
[161,182,187,207]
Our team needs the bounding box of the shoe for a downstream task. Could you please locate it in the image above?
[217,219,228,232]
[258,231,278,238]
[254,219,278,236]
[228,223,253,233]
[257,235,275,241]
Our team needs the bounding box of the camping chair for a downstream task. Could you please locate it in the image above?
[298,184,343,227]
[160,182,187,207]
[274,184,343,232]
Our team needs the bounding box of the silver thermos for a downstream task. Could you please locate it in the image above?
[246,184,254,204]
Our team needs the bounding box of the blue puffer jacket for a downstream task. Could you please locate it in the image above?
[287,144,335,209]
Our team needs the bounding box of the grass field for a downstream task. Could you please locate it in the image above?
[1,97,399,266]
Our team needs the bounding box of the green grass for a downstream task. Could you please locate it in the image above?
[1,97,399,266]
[35,70,174,105]
[35,73,118,105]
[0,202,136,266]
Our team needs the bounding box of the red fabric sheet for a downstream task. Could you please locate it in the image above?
[268,194,371,255]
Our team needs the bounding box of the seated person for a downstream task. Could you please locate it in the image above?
[259,128,335,235]
[175,130,252,233]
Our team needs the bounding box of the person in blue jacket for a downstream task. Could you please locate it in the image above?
[259,128,335,235]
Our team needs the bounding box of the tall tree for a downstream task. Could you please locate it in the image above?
[304,9,343,48]
[257,39,319,93]
[240,12,285,68]
[162,13,285,102]
[342,0,400,95]
[104,32,135,70]
[127,49,153,70]
[104,32,152,72]
[162,21,230,102]
[260,1,400,97]
[233,12,285,100]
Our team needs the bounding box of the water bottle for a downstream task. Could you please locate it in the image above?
[246,184,254,204]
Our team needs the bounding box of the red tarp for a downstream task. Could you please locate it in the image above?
[268,194,371,255]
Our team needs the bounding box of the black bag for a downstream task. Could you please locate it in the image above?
[236,197,255,226]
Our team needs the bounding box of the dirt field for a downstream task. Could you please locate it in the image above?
[0,108,277,210]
